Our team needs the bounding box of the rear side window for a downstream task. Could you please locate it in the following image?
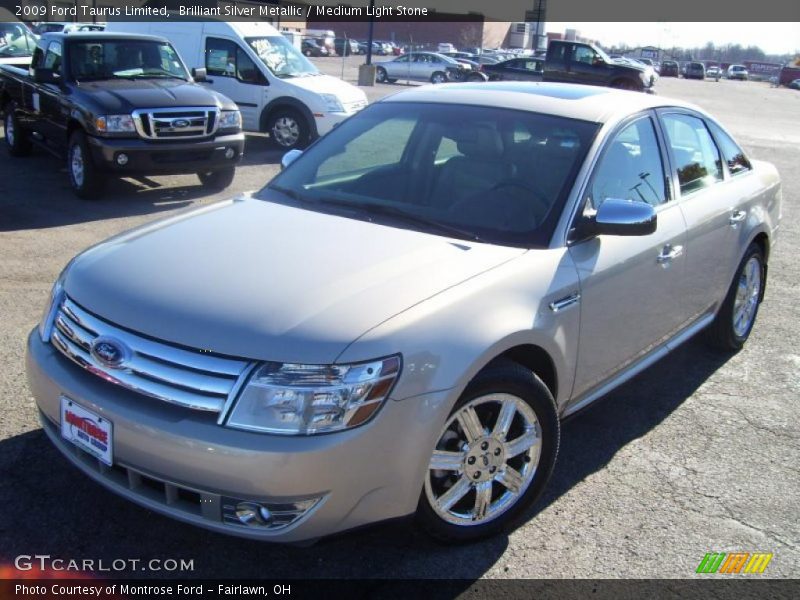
[662,114,723,195]
[707,121,752,176]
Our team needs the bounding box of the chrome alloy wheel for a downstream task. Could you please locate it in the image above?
[70,144,85,187]
[5,112,14,146]
[272,116,300,148]
[425,393,542,526]
[733,255,762,337]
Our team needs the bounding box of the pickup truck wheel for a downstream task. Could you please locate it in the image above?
[198,166,236,191]
[706,243,765,351]
[267,109,309,150]
[68,131,105,199]
[431,72,448,84]
[417,359,559,543]
[4,102,32,157]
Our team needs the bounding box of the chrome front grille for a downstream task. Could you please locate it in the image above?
[50,296,252,412]
[132,106,219,140]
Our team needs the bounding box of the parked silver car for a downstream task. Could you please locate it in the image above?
[376,51,466,84]
[27,83,781,543]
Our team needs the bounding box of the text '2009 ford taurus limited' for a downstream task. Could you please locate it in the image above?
[27,82,781,543]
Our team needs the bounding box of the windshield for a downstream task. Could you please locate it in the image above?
[245,36,317,78]
[68,40,189,81]
[258,102,599,247]
[0,24,37,58]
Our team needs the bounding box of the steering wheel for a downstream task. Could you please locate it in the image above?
[486,179,551,215]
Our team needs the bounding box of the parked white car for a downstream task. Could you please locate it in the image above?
[106,21,368,149]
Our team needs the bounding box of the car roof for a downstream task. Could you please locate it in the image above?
[380,82,701,124]
[41,32,168,43]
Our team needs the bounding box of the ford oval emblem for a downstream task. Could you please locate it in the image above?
[172,119,191,128]
[90,337,130,369]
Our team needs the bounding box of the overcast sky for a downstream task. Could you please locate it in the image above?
[548,22,800,55]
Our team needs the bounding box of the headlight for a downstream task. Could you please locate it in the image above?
[95,114,135,134]
[38,267,68,342]
[226,355,401,435]
[320,93,345,113]
[219,110,242,130]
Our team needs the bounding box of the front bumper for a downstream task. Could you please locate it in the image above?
[87,132,245,176]
[314,108,365,137]
[26,331,450,542]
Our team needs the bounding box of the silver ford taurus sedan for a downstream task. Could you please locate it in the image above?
[27,82,781,543]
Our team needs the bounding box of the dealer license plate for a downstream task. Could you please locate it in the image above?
[60,396,113,466]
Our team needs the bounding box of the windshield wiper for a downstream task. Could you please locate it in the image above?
[313,197,484,242]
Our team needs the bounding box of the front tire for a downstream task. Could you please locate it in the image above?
[376,67,388,83]
[197,166,236,191]
[611,78,641,91]
[4,101,32,157]
[267,109,310,150]
[706,243,765,351]
[417,359,559,543]
[67,130,105,199]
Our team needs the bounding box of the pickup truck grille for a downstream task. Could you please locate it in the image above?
[132,107,220,140]
[50,296,252,413]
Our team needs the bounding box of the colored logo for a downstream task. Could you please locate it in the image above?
[696,552,773,574]
[90,336,129,369]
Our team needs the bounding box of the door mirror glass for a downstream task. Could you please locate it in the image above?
[192,67,207,82]
[281,149,303,170]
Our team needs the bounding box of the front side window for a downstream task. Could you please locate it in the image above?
[662,113,723,195]
[0,23,36,57]
[573,46,598,65]
[43,41,62,71]
[206,37,236,77]
[586,117,667,210]
[259,102,599,247]
[707,121,752,176]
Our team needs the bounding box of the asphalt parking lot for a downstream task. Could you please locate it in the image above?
[1,68,798,579]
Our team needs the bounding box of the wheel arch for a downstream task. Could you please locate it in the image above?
[492,345,558,401]
[259,97,318,139]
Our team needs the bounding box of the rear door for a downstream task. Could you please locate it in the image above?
[34,40,65,145]
[544,43,570,82]
[657,110,754,320]
[568,113,688,400]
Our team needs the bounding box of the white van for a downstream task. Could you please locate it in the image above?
[106,21,368,149]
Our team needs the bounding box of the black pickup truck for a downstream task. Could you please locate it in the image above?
[543,40,656,91]
[0,32,244,198]
[483,41,656,92]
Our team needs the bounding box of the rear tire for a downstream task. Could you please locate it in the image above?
[416,358,559,543]
[197,166,236,191]
[431,71,448,84]
[705,243,765,351]
[4,101,32,157]
[67,130,105,199]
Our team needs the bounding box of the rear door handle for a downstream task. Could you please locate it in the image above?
[656,244,683,265]
[729,210,746,226]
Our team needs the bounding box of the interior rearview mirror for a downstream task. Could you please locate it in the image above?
[281,149,303,170]
[580,198,657,238]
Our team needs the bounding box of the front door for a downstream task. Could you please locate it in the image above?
[568,114,689,400]
[202,36,264,131]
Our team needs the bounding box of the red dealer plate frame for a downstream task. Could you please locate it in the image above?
[60,396,113,466]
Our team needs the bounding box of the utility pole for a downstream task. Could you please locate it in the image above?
[366,0,375,66]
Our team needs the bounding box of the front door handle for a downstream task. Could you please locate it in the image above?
[656,244,683,265]
[549,292,581,313]
[729,210,746,227]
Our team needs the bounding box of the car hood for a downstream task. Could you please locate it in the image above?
[65,198,524,364]
[610,58,647,72]
[282,73,367,104]
[73,78,234,112]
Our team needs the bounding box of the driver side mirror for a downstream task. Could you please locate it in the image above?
[192,67,207,82]
[281,149,303,170]
[577,198,657,238]
[33,67,60,84]
[592,56,605,66]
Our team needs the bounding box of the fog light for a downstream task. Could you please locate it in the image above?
[116,153,129,166]
[225,147,235,159]
[234,502,272,527]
